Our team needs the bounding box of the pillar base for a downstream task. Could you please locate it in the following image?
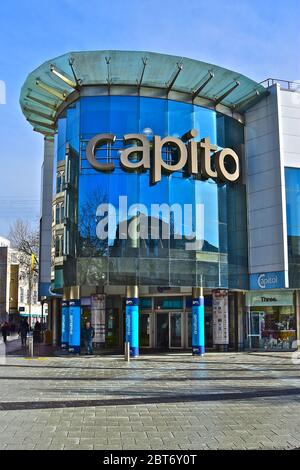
[69,346,80,354]
[192,346,205,356]
[130,347,139,358]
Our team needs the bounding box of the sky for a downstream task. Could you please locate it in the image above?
[0,0,299,236]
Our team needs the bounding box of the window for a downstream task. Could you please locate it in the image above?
[55,202,65,225]
[56,174,61,193]
[56,205,60,224]
[55,235,63,257]
[56,171,65,193]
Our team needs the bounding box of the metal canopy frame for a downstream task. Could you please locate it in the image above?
[20,50,268,137]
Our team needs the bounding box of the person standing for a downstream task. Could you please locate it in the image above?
[82,322,95,355]
[19,319,29,347]
[1,322,9,344]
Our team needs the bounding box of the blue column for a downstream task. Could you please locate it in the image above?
[61,300,69,349]
[69,299,81,354]
[192,288,205,356]
[125,287,139,357]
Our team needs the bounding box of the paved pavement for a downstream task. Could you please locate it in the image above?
[0,342,300,450]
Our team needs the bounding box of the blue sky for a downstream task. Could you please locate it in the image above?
[0,0,299,236]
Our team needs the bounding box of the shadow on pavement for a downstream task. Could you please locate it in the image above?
[0,386,300,411]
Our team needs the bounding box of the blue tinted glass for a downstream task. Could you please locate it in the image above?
[80,96,110,137]
[57,117,66,161]
[194,106,217,144]
[66,101,80,151]
[139,97,167,136]
[110,96,139,136]
[286,167,300,191]
[168,100,194,137]
[56,94,246,288]
[195,180,219,249]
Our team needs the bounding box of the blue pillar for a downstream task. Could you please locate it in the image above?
[61,300,69,349]
[69,300,81,354]
[125,286,139,357]
[192,287,205,356]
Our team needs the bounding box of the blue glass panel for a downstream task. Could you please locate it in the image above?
[57,117,66,161]
[55,94,247,289]
[139,97,167,136]
[110,96,139,136]
[194,106,217,144]
[80,96,110,137]
[195,180,219,250]
[66,101,80,151]
[168,100,194,137]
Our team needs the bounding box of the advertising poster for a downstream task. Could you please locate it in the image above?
[125,298,139,357]
[69,300,81,353]
[91,294,106,344]
[212,290,229,345]
[61,301,69,349]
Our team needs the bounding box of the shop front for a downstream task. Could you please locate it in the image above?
[245,291,296,350]
[80,294,215,351]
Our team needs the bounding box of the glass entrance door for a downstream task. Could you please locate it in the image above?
[169,312,182,348]
[246,311,264,348]
[139,313,151,347]
[156,312,183,349]
[156,313,169,348]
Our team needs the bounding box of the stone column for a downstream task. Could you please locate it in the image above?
[51,298,59,346]
[39,137,54,297]
[236,292,245,351]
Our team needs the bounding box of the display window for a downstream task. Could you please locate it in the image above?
[246,304,296,350]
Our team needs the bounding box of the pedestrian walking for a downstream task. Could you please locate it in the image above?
[1,322,9,344]
[82,322,95,355]
[19,319,29,347]
[33,320,41,343]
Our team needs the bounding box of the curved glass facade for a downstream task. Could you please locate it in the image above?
[286,167,300,287]
[53,96,248,290]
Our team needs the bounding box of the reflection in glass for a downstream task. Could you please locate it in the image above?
[156,313,169,348]
[139,314,150,347]
[170,313,182,347]
[55,95,247,289]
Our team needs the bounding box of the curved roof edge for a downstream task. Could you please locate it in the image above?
[20,50,267,137]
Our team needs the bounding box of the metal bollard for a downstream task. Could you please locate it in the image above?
[28,336,34,357]
[124,341,130,362]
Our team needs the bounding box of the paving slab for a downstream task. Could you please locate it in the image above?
[0,351,299,449]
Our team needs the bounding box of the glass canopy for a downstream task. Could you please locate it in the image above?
[20,50,267,137]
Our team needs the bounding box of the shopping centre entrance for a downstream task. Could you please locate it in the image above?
[136,296,213,350]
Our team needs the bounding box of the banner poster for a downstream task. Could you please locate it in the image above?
[61,301,69,348]
[69,300,81,353]
[212,290,229,345]
[91,294,106,344]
